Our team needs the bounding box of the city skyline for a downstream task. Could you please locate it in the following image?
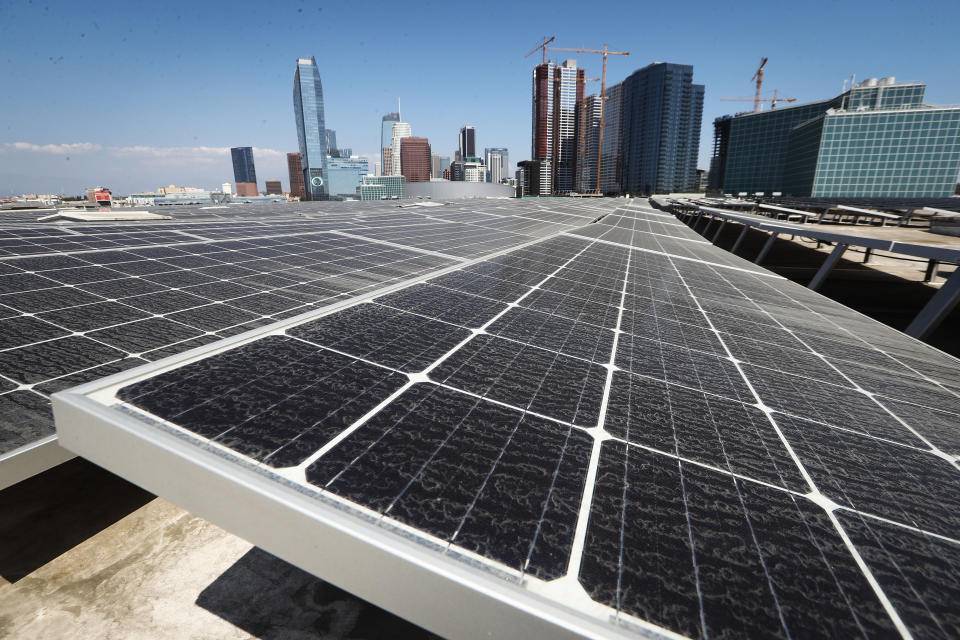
[2,0,959,195]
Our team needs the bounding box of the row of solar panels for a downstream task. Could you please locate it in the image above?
[44,199,959,638]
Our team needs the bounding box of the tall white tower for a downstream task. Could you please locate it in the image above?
[389,122,412,177]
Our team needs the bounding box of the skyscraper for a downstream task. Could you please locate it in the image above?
[459,126,476,159]
[388,121,412,177]
[230,147,257,195]
[484,147,508,183]
[529,60,585,194]
[325,129,337,154]
[287,152,305,199]
[265,179,282,195]
[381,113,400,175]
[620,62,703,194]
[552,60,585,193]
[293,56,327,200]
[577,82,624,194]
[400,137,431,182]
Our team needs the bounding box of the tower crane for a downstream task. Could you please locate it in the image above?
[547,44,629,194]
[751,57,768,112]
[721,89,796,110]
[524,36,555,65]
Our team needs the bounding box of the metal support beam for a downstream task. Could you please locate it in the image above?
[863,247,873,264]
[697,214,712,232]
[754,232,780,265]
[808,243,849,291]
[923,260,939,283]
[711,219,727,244]
[817,208,829,223]
[906,267,960,340]
[691,211,704,227]
[731,225,751,254]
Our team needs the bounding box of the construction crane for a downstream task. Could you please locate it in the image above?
[524,36,556,65]
[547,44,629,194]
[750,57,768,112]
[721,89,796,110]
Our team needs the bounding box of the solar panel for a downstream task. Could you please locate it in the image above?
[50,198,960,638]
[0,198,601,488]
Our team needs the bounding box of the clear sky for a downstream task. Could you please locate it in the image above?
[2,0,958,195]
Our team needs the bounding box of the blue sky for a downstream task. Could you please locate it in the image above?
[2,0,958,195]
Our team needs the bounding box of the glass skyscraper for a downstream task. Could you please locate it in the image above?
[293,57,327,200]
[620,62,704,194]
[230,147,257,185]
[717,78,960,197]
[459,126,476,159]
[381,113,400,175]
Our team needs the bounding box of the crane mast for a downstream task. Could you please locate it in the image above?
[751,57,769,113]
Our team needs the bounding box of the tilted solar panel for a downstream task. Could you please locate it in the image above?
[52,199,959,638]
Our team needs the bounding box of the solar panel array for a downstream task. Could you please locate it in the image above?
[0,198,607,482]
[46,198,960,638]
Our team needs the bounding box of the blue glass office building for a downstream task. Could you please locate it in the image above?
[718,78,960,197]
[326,156,370,200]
[720,96,845,195]
[230,147,257,185]
[620,63,704,194]
[293,57,328,200]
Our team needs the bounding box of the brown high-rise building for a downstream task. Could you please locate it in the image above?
[382,146,393,176]
[287,153,305,199]
[235,182,258,197]
[400,137,431,183]
[265,179,283,195]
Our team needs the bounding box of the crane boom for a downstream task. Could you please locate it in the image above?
[546,44,628,194]
[722,89,795,110]
[524,36,556,65]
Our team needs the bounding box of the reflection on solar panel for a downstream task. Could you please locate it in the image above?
[50,198,960,638]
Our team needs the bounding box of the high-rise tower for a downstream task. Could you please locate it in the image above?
[293,57,327,200]
[485,147,509,183]
[552,60,585,193]
[381,113,400,174]
[400,137,431,182]
[620,62,704,194]
[529,60,585,194]
[287,152,306,199]
[459,126,476,159]
[231,147,256,183]
[388,121,412,176]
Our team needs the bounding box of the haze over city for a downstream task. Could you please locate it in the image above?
[2,0,958,195]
